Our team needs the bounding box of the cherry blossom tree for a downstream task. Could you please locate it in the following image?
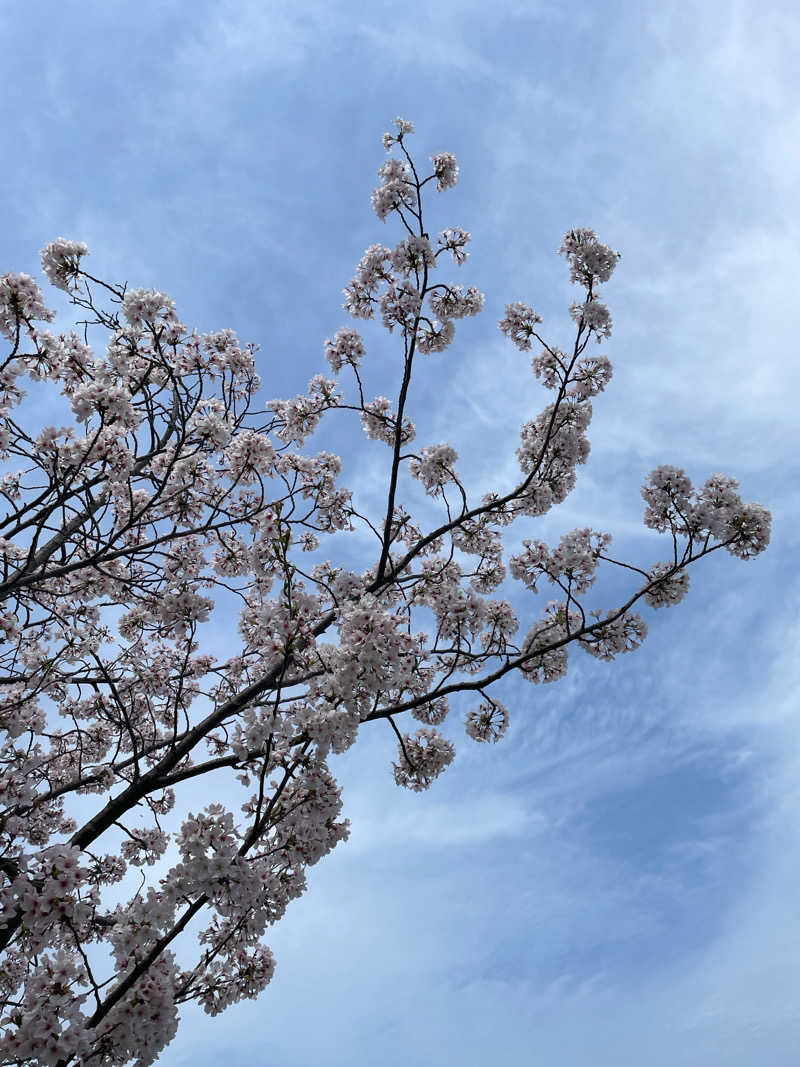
[0,117,770,1065]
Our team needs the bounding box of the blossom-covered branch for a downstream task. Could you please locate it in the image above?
[0,118,770,1066]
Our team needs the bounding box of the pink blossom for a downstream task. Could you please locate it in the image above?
[580,610,648,660]
[40,238,89,293]
[642,465,694,534]
[416,318,455,354]
[499,301,543,350]
[431,151,459,190]
[121,287,179,328]
[411,697,450,726]
[324,327,366,372]
[437,226,471,265]
[429,284,484,320]
[381,280,422,332]
[0,272,54,340]
[465,699,509,743]
[645,563,691,608]
[391,235,436,275]
[361,396,415,445]
[393,728,456,791]
[558,228,620,286]
[569,297,613,340]
[408,443,459,493]
[383,116,414,151]
[371,158,417,221]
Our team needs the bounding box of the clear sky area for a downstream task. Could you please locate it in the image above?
[3,1,799,1064]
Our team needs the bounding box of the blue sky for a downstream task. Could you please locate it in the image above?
[4,0,799,1064]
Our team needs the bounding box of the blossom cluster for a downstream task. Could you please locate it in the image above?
[392,728,456,791]
[431,151,459,190]
[371,158,418,222]
[39,237,89,292]
[465,699,510,743]
[0,272,54,341]
[324,328,366,373]
[429,284,485,321]
[509,528,612,594]
[408,442,459,493]
[642,466,771,558]
[361,396,416,445]
[558,228,620,286]
[342,125,479,360]
[498,300,543,351]
[514,400,593,516]
[437,227,471,265]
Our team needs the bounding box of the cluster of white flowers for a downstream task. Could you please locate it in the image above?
[641,465,694,532]
[412,557,488,643]
[121,287,179,328]
[644,562,691,608]
[449,519,506,594]
[392,727,456,791]
[30,329,93,384]
[276,451,352,533]
[518,602,581,684]
[513,400,592,516]
[579,609,648,660]
[382,116,414,151]
[380,280,422,332]
[371,157,418,221]
[360,395,416,445]
[157,588,215,638]
[465,699,509,743]
[268,374,342,445]
[0,272,54,341]
[408,442,459,493]
[197,943,276,1017]
[390,235,437,276]
[569,297,613,340]
[40,237,89,292]
[431,151,459,190]
[498,300,543,350]
[411,696,450,725]
[558,228,620,286]
[437,226,471,264]
[695,474,772,559]
[359,244,391,280]
[223,429,276,485]
[567,353,613,398]
[187,398,233,450]
[0,949,95,1065]
[642,467,771,559]
[530,346,567,389]
[510,528,611,595]
[429,284,485,320]
[416,317,455,354]
[324,327,366,373]
[310,599,428,729]
[199,328,259,381]
[480,599,519,653]
[120,827,169,866]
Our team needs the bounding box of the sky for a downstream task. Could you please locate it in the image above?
[3,0,800,1064]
